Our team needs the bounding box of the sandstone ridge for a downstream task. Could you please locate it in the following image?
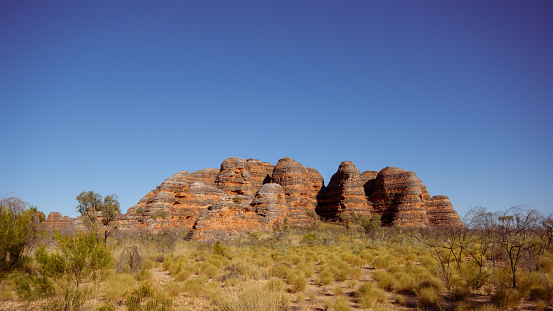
[42,157,462,240]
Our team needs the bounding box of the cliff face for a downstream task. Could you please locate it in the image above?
[41,157,461,240]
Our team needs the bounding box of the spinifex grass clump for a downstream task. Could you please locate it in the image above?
[372,262,443,295]
[355,281,387,309]
[102,272,137,302]
[215,286,289,311]
[286,270,307,293]
[126,281,172,311]
[315,256,364,286]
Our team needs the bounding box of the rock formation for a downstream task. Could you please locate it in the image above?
[39,157,462,240]
[366,167,432,227]
[39,212,84,233]
[316,161,370,219]
[269,157,322,226]
[426,195,462,226]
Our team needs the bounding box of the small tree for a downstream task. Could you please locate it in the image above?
[493,207,542,288]
[76,191,120,242]
[359,214,382,237]
[34,230,112,310]
[0,195,39,287]
[307,210,319,229]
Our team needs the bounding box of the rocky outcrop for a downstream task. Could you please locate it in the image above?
[214,157,255,199]
[366,167,431,227]
[39,157,461,239]
[316,161,370,219]
[189,200,268,241]
[250,183,286,225]
[270,157,321,226]
[246,159,274,191]
[426,195,462,226]
[39,212,84,233]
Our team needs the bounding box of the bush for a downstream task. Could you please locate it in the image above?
[126,281,173,311]
[490,287,524,309]
[372,270,397,291]
[182,276,209,296]
[270,263,291,279]
[416,287,441,308]
[287,272,307,293]
[150,210,170,220]
[213,241,229,257]
[0,199,38,280]
[332,296,351,311]
[46,287,91,311]
[32,230,112,309]
[15,272,55,300]
[372,255,393,269]
[265,278,287,292]
[165,280,183,297]
[356,281,387,309]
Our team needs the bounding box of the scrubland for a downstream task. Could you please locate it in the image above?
[1,207,553,311]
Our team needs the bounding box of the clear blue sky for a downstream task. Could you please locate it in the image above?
[1,1,552,219]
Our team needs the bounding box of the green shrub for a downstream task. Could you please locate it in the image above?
[213,241,229,257]
[15,273,55,300]
[150,210,170,220]
[0,202,36,280]
[33,230,112,309]
[200,262,220,279]
[174,270,190,282]
[233,196,243,204]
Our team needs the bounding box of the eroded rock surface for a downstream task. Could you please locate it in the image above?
[316,161,370,219]
[40,157,461,240]
[270,157,321,226]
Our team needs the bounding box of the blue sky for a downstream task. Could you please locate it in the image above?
[1,1,552,219]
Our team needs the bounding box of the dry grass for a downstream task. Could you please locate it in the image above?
[102,272,137,302]
[215,286,289,311]
[8,223,553,311]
